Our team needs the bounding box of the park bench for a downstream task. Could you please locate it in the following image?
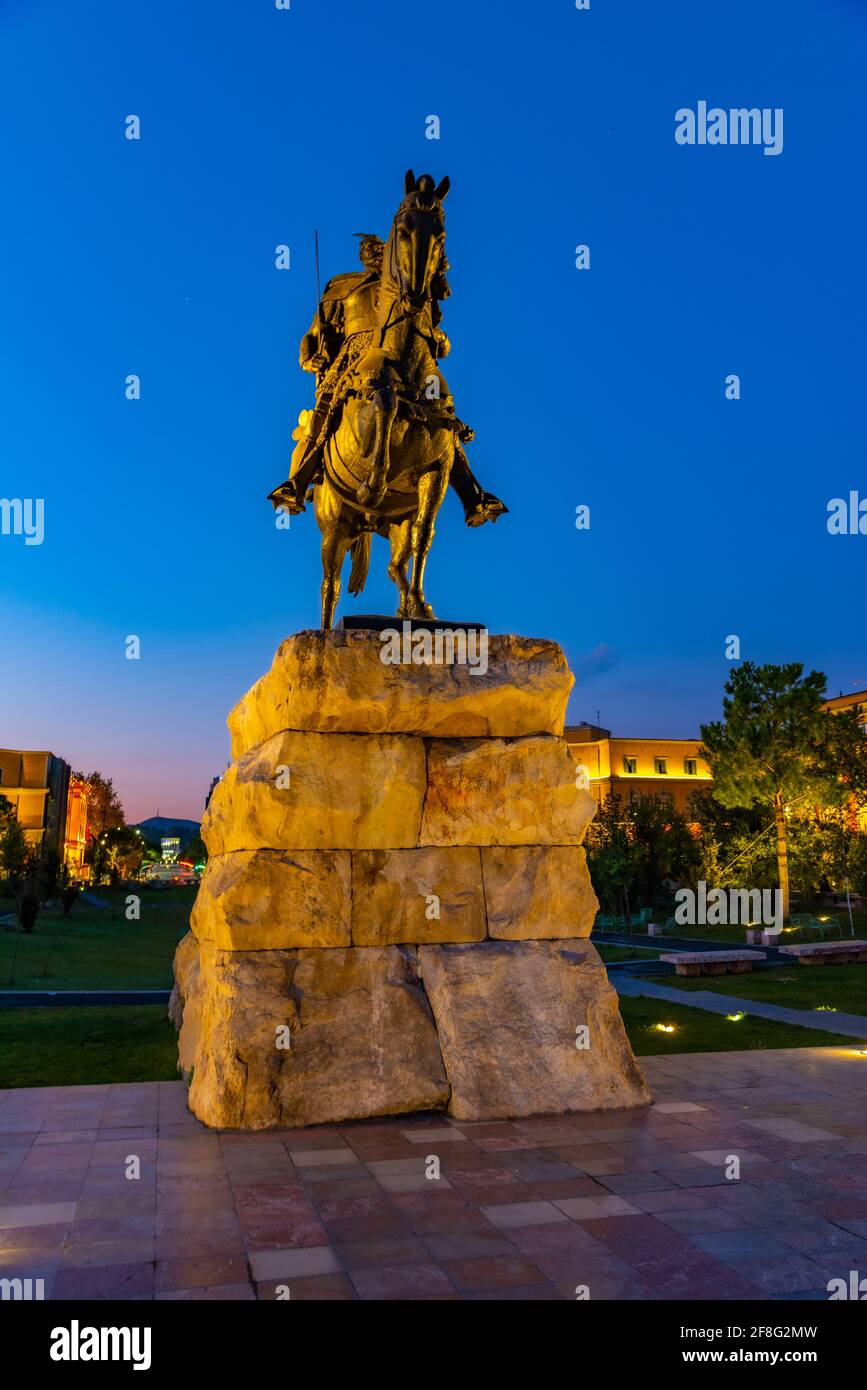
[659,949,766,978]
[778,940,867,967]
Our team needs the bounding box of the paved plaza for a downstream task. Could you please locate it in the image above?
[2,1047,867,1301]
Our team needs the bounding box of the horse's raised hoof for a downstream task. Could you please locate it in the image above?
[464,492,508,528]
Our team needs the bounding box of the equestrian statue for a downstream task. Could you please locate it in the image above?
[268,170,507,629]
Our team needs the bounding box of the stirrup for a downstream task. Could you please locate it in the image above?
[464,492,508,528]
[267,480,307,515]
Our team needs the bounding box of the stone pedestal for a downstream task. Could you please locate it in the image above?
[171,628,650,1128]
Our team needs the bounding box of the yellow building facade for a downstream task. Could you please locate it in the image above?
[823,689,867,725]
[564,692,867,827]
[63,776,91,877]
[0,749,90,876]
[565,724,713,815]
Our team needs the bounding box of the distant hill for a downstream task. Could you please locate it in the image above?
[132,816,202,848]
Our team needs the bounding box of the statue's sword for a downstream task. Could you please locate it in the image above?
[314,229,323,369]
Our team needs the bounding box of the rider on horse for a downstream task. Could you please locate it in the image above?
[268,198,506,528]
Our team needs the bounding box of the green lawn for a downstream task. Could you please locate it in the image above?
[0,995,854,1090]
[0,886,195,990]
[596,923,753,946]
[593,943,662,962]
[0,1006,180,1087]
[664,963,867,1016]
[618,994,857,1055]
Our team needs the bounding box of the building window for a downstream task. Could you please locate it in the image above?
[654,757,668,775]
[684,758,697,776]
[623,757,637,774]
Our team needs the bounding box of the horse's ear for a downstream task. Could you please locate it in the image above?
[434,175,450,201]
[404,168,416,194]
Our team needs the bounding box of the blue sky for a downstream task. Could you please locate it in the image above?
[1,0,865,821]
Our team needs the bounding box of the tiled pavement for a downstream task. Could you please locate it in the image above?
[3,1046,867,1301]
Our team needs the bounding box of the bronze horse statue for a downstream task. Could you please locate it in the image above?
[269,171,505,629]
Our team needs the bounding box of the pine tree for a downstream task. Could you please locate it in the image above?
[700,663,867,920]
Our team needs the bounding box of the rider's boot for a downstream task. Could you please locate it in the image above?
[449,444,509,527]
[267,440,323,514]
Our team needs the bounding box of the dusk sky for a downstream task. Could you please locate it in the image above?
[2,0,865,824]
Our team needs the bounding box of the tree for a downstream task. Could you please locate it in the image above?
[627,792,700,907]
[76,771,125,838]
[85,835,109,885]
[700,663,867,920]
[103,826,144,882]
[687,788,777,890]
[785,807,867,904]
[61,885,80,918]
[85,826,140,884]
[584,794,633,916]
[5,841,60,931]
[0,813,29,881]
[18,893,39,934]
[585,791,699,916]
[179,834,208,868]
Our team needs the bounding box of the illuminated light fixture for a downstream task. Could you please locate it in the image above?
[653,1023,676,1034]
[814,1005,838,1012]
[726,1012,745,1022]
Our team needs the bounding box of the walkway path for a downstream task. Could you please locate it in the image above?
[614,972,867,1040]
[0,989,171,1009]
[3,1048,865,1302]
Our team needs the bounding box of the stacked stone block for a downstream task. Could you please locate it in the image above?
[171,629,650,1128]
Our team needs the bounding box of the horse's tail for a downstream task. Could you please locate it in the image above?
[347,532,371,595]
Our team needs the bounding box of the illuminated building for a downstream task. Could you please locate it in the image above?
[161,836,181,864]
[0,750,91,878]
[64,776,91,878]
[563,691,867,828]
[823,689,867,727]
[0,749,70,856]
[565,723,713,815]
